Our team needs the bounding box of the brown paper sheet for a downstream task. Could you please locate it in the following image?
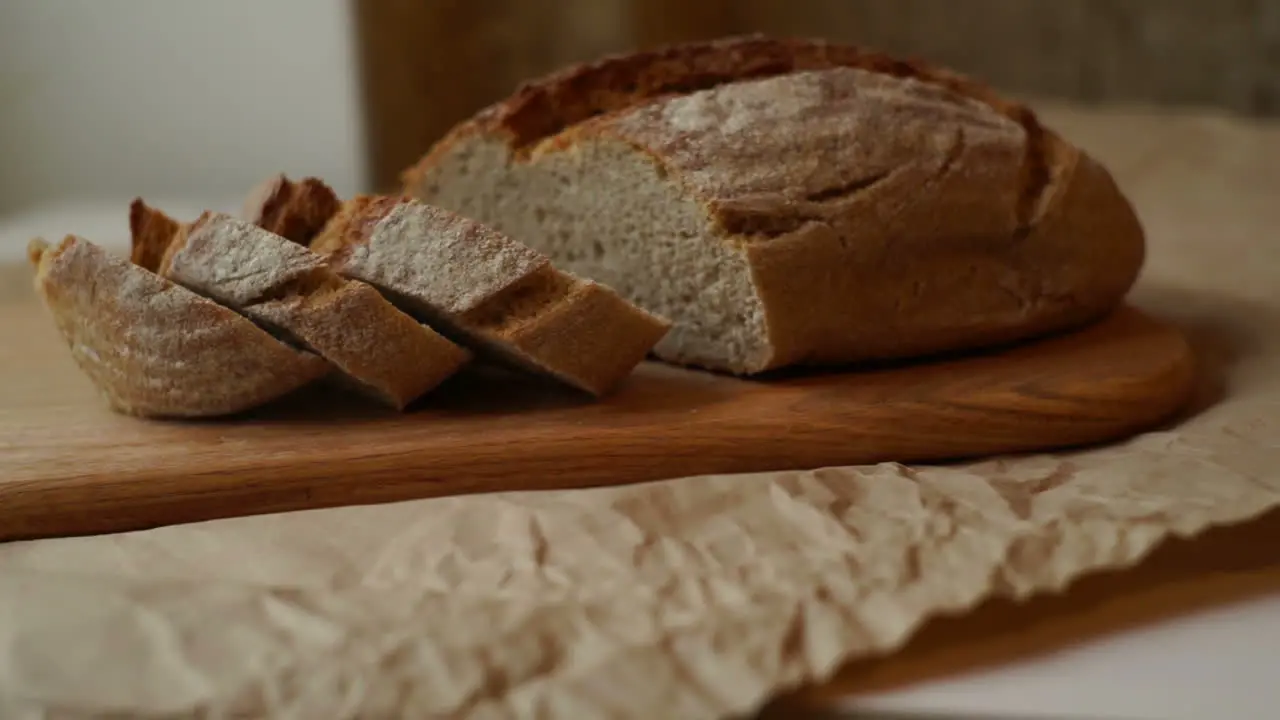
[1,104,1278,719]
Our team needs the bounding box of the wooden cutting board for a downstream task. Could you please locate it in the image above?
[0,284,1195,542]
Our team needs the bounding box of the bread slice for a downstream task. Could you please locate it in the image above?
[129,197,188,272]
[404,35,1146,375]
[29,235,329,418]
[240,173,341,245]
[311,196,671,396]
[131,201,471,410]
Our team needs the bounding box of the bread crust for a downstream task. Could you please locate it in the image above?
[314,195,551,315]
[156,210,471,409]
[129,198,187,272]
[404,35,1145,373]
[403,34,1040,218]
[240,174,342,246]
[406,35,1014,153]
[313,197,670,396]
[29,235,329,418]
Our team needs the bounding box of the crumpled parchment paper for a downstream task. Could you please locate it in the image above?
[0,103,1277,719]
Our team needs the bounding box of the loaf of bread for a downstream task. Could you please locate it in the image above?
[311,196,671,396]
[29,235,330,418]
[405,35,1146,375]
[131,202,472,409]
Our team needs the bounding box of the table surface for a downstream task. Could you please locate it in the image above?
[854,594,1279,719]
[4,171,1279,720]
[773,506,1280,719]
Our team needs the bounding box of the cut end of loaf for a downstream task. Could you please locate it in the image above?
[408,135,775,375]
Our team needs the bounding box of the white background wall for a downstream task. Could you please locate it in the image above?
[0,0,365,216]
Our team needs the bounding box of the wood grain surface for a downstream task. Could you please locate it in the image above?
[0,283,1194,542]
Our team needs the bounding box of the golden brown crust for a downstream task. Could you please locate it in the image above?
[403,34,1047,226]
[496,273,673,396]
[241,174,342,246]
[30,235,330,418]
[257,279,472,408]
[597,67,1027,243]
[742,139,1143,369]
[128,199,187,272]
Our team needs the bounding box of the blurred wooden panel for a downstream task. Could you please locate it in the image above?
[355,0,632,193]
[737,0,1088,98]
[354,0,739,191]
[736,0,1280,112]
[1075,0,1261,109]
[356,0,1280,191]
[631,0,740,47]
[1263,2,1280,114]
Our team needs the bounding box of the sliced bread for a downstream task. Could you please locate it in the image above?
[311,196,671,396]
[29,235,329,418]
[129,196,188,272]
[131,201,471,409]
[405,35,1146,375]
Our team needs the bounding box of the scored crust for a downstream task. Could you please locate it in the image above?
[240,173,342,246]
[404,35,1145,374]
[403,34,1044,228]
[129,198,188,272]
[29,235,329,418]
[312,196,671,396]
[404,34,1019,148]
[152,208,471,410]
